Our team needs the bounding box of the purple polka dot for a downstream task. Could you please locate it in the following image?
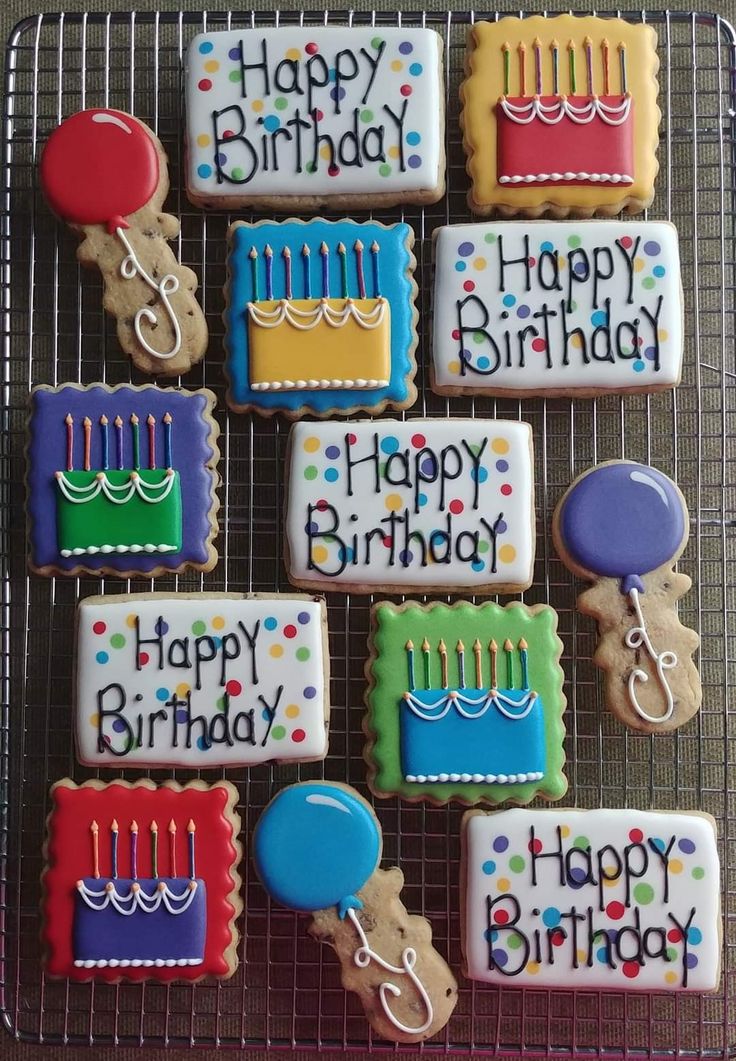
[228,46,241,60]
[155,619,169,636]
[574,261,587,276]
[458,241,474,257]
[325,445,340,459]
[407,154,422,169]
[491,948,508,967]
[304,686,317,699]
[112,719,127,733]
[461,348,472,362]
[678,838,696,854]
[493,835,509,853]
[399,550,413,565]
[297,611,311,624]
[568,867,588,888]
[175,709,188,724]
[644,241,661,256]
[685,953,699,968]
[644,346,657,361]
[496,519,508,534]
[496,459,509,473]
[517,304,530,319]
[215,152,227,165]
[305,521,319,534]
[399,41,414,54]
[330,86,346,102]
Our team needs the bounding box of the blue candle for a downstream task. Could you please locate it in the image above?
[163,412,172,469]
[302,243,311,298]
[320,241,330,298]
[100,415,109,471]
[370,240,381,297]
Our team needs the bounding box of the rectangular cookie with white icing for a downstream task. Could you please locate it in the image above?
[284,419,535,594]
[432,221,682,398]
[185,27,445,209]
[75,593,329,768]
[462,808,722,992]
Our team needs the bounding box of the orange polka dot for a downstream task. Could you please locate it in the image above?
[212,616,225,630]
[311,545,328,564]
[251,99,264,113]
[196,133,211,148]
[269,644,284,659]
[498,545,517,564]
[385,493,403,512]
[204,59,219,73]
[303,436,320,452]
[497,877,510,892]
[491,438,509,455]
[285,704,300,719]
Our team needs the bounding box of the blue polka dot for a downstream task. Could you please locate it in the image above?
[540,241,554,252]
[95,651,109,664]
[262,708,272,722]
[542,907,561,928]
[591,310,608,327]
[471,466,489,483]
[633,361,646,372]
[651,837,666,852]
[688,927,702,945]
[262,115,280,133]
[264,617,278,631]
[482,860,496,875]
[338,545,354,563]
[455,261,467,272]
[381,436,400,454]
[406,131,421,146]
[653,265,665,278]
[324,467,339,482]
[503,294,516,307]
[328,67,337,82]
[477,356,490,369]
[472,560,485,572]
[325,445,340,460]
[409,62,423,76]
[196,736,209,751]
[418,492,428,507]
[197,164,212,179]
[597,946,610,964]
[199,40,214,54]
[212,637,222,649]
[156,687,170,702]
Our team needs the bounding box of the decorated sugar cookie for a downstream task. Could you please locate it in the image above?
[39,109,208,375]
[224,219,417,418]
[253,782,457,1043]
[462,808,722,992]
[432,221,683,397]
[461,16,660,217]
[284,418,535,594]
[553,461,701,732]
[365,601,567,806]
[185,28,445,210]
[75,593,329,767]
[43,779,242,981]
[27,383,220,578]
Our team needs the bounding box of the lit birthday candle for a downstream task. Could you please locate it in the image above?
[550,39,559,95]
[147,414,156,469]
[130,820,138,880]
[370,240,381,297]
[65,413,74,471]
[438,638,448,689]
[302,243,311,298]
[130,413,140,471]
[519,637,529,690]
[354,239,366,298]
[150,820,158,878]
[456,640,466,689]
[568,39,577,94]
[584,35,594,96]
[168,818,177,876]
[264,243,273,300]
[473,638,483,689]
[249,246,260,301]
[90,820,100,879]
[533,37,542,96]
[320,241,330,298]
[489,639,498,689]
[337,242,349,298]
[114,415,123,470]
[163,412,172,469]
[618,41,628,94]
[187,819,196,879]
[502,41,511,95]
[405,639,415,691]
[111,818,119,880]
[602,38,610,95]
[517,40,527,97]
[283,245,293,300]
[99,414,109,471]
[504,638,514,689]
[421,637,431,687]
[83,416,92,472]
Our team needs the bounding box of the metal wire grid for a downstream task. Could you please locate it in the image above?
[0,6,734,1056]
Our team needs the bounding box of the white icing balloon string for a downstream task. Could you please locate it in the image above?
[624,587,677,724]
[115,227,181,359]
[346,906,433,1036]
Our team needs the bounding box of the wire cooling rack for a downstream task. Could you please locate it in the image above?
[1,7,735,1056]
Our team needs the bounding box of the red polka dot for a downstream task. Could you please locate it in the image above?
[528,256,536,267]
[463,280,475,292]
[606,901,625,920]
[347,433,357,445]
[451,329,460,340]
[667,928,682,943]
[629,828,643,843]
[223,129,235,139]
[284,624,297,639]
[315,499,329,511]
[500,484,513,496]
[291,728,306,743]
[411,433,426,449]
[551,929,565,947]
[93,621,107,635]
[531,338,546,353]
[305,42,319,54]
[528,838,543,854]
[449,499,464,515]
[494,909,509,925]
[138,652,149,666]
[620,235,633,248]
[198,78,212,91]
[382,537,393,548]
[328,164,340,177]
[622,961,640,979]
[400,84,412,96]
[314,109,324,121]
[225,680,242,697]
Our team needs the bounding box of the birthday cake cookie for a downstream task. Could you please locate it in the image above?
[224,218,417,418]
[462,808,722,992]
[27,383,220,578]
[75,592,329,768]
[253,782,457,1043]
[365,601,567,806]
[553,461,701,732]
[284,418,535,594]
[185,27,444,210]
[39,109,207,376]
[43,779,242,982]
[461,15,660,217]
[432,221,683,398]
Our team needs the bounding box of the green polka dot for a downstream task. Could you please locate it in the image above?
[467,443,481,455]
[507,931,523,949]
[633,882,654,905]
[509,855,525,873]
[371,36,384,49]
[322,534,337,544]
[642,276,656,289]
[379,461,388,475]
[231,167,244,181]
[484,232,497,243]
[296,647,310,662]
[271,725,286,740]
[303,465,318,480]
[110,633,126,649]
[666,946,678,961]
[692,866,705,879]
[473,331,486,344]
[478,540,489,553]
[573,836,590,850]
[306,161,316,173]
[569,300,577,312]
[360,109,374,123]
[379,163,391,177]
[192,620,207,636]
[274,97,288,110]
[216,696,226,712]
[228,69,240,82]
[567,235,581,249]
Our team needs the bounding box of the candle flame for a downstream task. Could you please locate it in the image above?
[150,820,158,833]
[187,819,196,834]
[130,820,138,834]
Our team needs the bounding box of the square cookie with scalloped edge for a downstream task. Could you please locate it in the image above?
[460,15,660,218]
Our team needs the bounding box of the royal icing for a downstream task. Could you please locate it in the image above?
[75,594,329,768]
[461,17,660,215]
[285,419,535,593]
[432,222,682,396]
[555,462,690,726]
[463,808,721,992]
[185,28,443,206]
[366,601,567,805]
[27,384,219,576]
[224,219,417,416]
[43,780,241,981]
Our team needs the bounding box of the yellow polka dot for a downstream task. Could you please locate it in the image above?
[558,255,567,270]
[391,59,403,71]
[526,961,540,975]
[571,333,583,348]
[303,436,320,453]
[388,146,400,159]
[498,544,517,564]
[196,133,211,148]
[212,616,225,630]
[269,644,284,659]
[560,824,571,838]
[658,329,669,342]
[603,867,619,887]
[497,877,510,892]
[634,257,645,272]
[669,858,683,874]
[89,713,99,727]
[176,682,190,697]
[126,613,137,628]
[385,493,403,512]
[285,47,301,60]
[491,437,509,455]
[285,704,300,719]
[204,59,219,73]
[473,257,487,271]
[251,99,264,113]
[448,360,460,375]
[577,949,587,964]
[311,545,328,564]
[665,971,677,984]
[320,145,332,160]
